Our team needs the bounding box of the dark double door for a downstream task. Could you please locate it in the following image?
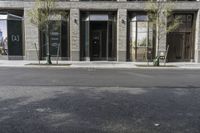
[90,23,108,60]
[167,32,193,62]
[90,21,107,61]
[167,13,194,62]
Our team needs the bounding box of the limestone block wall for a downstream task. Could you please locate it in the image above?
[117,9,127,61]
[195,10,200,63]
[24,8,39,60]
[70,9,80,61]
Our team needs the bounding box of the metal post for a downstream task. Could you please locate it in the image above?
[34,43,40,64]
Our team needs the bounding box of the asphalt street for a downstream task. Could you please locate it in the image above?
[0,67,200,133]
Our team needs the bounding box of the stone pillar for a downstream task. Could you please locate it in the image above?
[117,9,127,62]
[70,9,80,61]
[195,10,200,63]
[24,8,39,60]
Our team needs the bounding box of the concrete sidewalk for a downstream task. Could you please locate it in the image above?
[0,60,200,69]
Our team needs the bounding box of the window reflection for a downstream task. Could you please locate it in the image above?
[40,12,69,60]
[129,14,154,62]
[137,22,148,47]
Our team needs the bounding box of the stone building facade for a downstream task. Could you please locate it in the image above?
[0,0,200,62]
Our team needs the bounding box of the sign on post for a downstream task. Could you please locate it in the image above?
[159,51,166,60]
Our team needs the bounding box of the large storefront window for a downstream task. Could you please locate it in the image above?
[128,14,155,62]
[0,12,23,60]
[0,19,7,57]
[80,12,117,61]
[40,12,69,60]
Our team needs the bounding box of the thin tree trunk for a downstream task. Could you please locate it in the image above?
[46,24,52,64]
[156,17,160,57]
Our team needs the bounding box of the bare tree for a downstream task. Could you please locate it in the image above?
[28,0,58,64]
[146,0,180,65]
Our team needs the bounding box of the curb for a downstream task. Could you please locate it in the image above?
[1,61,200,69]
[0,64,200,70]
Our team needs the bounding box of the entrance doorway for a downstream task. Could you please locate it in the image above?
[167,13,194,62]
[90,21,107,60]
[128,13,155,62]
[80,13,117,61]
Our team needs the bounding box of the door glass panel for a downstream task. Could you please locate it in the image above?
[130,22,136,47]
[91,31,100,58]
[129,21,136,61]
[148,22,153,47]
[102,29,107,58]
[61,20,69,58]
[184,33,191,60]
[109,14,117,60]
[85,21,90,58]
[80,16,90,60]
[137,22,148,32]
[137,22,148,47]
[137,33,147,47]
[108,21,113,58]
